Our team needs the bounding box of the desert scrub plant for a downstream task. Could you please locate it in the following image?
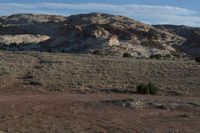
[150,54,162,59]
[137,83,148,94]
[137,82,158,95]
[28,80,42,86]
[0,47,6,52]
[23,71,35,81]
[164,54,171,58]
[0,67,9,75]
[123,52,132,58]
[195,57,200,63]
[147,82,158,94]
[92,50,104,55]
[23,72,42,86]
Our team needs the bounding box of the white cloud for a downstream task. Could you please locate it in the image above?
[0,3,200,27]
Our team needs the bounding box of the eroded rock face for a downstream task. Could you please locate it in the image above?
[0,13,195,58]
[108,36,120,47]
[154,25,200,57]
[0,34,50,45]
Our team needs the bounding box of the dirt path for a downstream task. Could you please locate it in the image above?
[0,94,200,133]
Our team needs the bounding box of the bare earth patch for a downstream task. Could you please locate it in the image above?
[0,94,199,133]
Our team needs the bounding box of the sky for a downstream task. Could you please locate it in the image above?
[0,0,200,27]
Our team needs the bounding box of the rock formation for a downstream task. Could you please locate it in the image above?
[1,13,199,58]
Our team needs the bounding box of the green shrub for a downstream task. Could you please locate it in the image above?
[92,50,103,55]
[195,57,200,63]
[165,54,171,58]
[47,48,53,53]
[61,49,66,53]
[123,53,132,58]
[150,54,162,59]
[136,82,158,95]
[0,47,6,52]
[29,80,42,86]
[137,84,150,94]
[147,82,158,94]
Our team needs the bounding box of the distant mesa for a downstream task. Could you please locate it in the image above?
[0,13,199,58]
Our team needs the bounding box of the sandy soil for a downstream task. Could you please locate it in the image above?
[0,94,200,133]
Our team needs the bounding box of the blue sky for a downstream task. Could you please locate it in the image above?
[0,0,200,27]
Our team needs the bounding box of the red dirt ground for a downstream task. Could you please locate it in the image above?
[0,94,199,133]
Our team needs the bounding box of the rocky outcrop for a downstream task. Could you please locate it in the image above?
[0,13,66,24]
[0,34,50,45]
[0,13,195,58]
[154,25,200,57]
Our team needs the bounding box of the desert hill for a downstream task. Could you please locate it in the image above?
[154,25,200,57]
[0,13,199,57]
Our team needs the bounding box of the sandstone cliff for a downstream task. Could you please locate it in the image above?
[1,13,198,58]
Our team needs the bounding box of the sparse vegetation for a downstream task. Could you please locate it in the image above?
[1,51,200,96]
[123,52,132,58]
[195,57,200,63]
[24,72,34,79]
[92,50,103,55]
[47,48,53,53]
[28,80,42,86]
[0,47,6,52]
[23,72,42,86]
[165,54,171,58]
[147,82,159,94]
[137,82,159,95]
[150,54,162,59]
[0,67,9,75]
[137,83,148,94]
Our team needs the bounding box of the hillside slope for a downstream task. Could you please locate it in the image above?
[154,25,200,57]
[1,51,200,96]
[0,13,197,58]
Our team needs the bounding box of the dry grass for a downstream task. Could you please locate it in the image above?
[0,51,200,96]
